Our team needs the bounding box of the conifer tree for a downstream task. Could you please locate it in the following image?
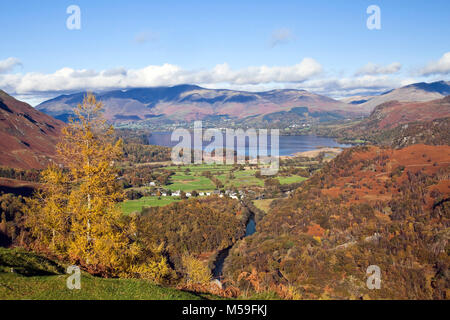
[26,94,172,280]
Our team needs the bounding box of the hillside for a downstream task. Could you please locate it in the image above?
[223,144,450,299]
[35,85,358,123]
[337,96,450,147]
[357,80,450,113]
[0,90,64,169]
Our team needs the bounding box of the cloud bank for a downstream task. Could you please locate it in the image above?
[0,57,22,74]
[0,58,323,95]
[0,53,448,104]
[419,52,450,76]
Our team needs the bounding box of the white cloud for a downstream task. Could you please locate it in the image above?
[0,57,22,74]
[1,56,441,103]
[269,28,295,48]
[0,58,323,96]
[419,52,450,76]
[355,62,402,76]
[297,75,417,98]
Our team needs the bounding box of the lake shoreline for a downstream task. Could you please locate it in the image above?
[147,132,351,157]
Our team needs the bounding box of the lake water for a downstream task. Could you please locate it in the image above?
[148,132,350,156]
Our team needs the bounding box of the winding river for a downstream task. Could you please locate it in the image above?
[212,212,256,279]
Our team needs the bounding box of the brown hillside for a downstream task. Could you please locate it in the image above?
[338,96,450,147]
[0,90,64,169]
[224,144,450,299]
[372,96,450,130]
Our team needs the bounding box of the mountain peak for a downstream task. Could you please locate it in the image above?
[359,80,450,112]
[404,80,450,94]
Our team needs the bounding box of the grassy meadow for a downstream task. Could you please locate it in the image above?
[276,175,308,184]
[121,196,182,215]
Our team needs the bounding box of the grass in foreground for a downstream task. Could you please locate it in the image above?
[0,272,205,300]
[0,247,210,300]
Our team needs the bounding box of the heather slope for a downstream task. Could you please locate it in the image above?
[223,145,450,299]
[337,96,450,147]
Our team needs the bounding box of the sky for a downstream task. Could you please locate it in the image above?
[1,0,450,105]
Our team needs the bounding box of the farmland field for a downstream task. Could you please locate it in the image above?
[121,163,309,214]
[216,169,264,188]
[166,173,216,191]
[121,196,181,215]
[276,175,308,184]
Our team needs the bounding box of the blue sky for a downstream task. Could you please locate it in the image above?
[1,0,449,104]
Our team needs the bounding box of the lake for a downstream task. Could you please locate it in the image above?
[148,132,350,156]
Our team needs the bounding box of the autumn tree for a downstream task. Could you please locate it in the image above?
[182,254,212,285]
[26,94,171,280]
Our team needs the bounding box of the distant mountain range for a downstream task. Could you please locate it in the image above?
[341,80,450,113]
[35,84,359,123]
[35,81,450,125]
[0,90,63,169]
[0,80,449,169]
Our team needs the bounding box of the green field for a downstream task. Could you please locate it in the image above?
[217,169,264,188]
[166,173,216,192]
[162,164,307,189]
[164,164,232,191]
[121,196,181,215]
[0,247,209,300]
[276,175,308,184]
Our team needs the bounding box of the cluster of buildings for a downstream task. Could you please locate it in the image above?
[146,182,244,200]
